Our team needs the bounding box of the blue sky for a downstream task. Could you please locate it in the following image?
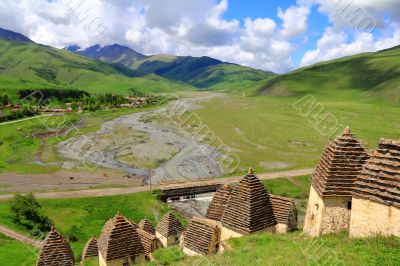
[223,0,360,66]
[1,0,399,73]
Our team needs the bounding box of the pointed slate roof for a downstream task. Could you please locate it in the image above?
[81,237,98,261]
[269,194,297,227]
[138,218,156,235]
[353,139,400,208]
[137,228,157,255]
[36,227,74,266]
[221,168,276,234]
[98,213,145,261]
[155,212,185,238]
[312,127,369,197]
[206,184,233,221]
[183,217,220,256]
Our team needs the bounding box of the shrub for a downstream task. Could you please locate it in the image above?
[10,193,53,233]
[67,226,80,242]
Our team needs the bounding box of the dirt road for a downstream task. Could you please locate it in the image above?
[0,114,55,126]
[0,168,313,201]
[0,224,42,248]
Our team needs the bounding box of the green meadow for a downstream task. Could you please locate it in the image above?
[0,106,164,174]
[0,191,178,262]
[190,93,400,175]
[0,114,79,174]
[152,231,400,266]
[0,233,37,266]
[0,175,307,265]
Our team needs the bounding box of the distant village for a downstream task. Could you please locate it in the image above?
[35,127,400,265]
[1,96,148,113]
[0,89,163,123]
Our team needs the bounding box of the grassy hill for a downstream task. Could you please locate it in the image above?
[0,40,195,97]
[135,56,276,91]
[70,44,275,91]
[168,63,274,91]
[249,45,400,102]
[152,232,400,266]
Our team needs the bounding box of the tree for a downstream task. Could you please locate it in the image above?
[0,94,8,107]
[10,193,53,232]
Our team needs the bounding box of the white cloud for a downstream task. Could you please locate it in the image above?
[1,0,398,73]
[245,18,276,37]
[312,0,400,33]
[0,0,306,73]
[278,5,310,39]
[299,26,400,67]
[375,27,400,50]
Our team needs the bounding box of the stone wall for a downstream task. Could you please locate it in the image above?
[99,252,145,266]
[220,225,245,241]
[275,224,288,234]
[156,232,178,247]
[303,186,351,236]
[183,247,202,257]
[350,197,400,238]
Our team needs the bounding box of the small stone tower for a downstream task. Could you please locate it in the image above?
[81,237,98,263]
[37,227,74,266]
[98,213,146,265]
[220,168,276,238]
[350,139,400,237]
[138,218,156,235]
[303,127,368,236]
[155,212,185,247]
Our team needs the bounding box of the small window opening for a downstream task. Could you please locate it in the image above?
[347,201,352,210]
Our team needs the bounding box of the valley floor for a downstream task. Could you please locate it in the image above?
[2,91,399,194]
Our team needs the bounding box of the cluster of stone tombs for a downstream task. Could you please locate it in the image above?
[182,127,400,256]
[182,168,298,257]
[36,168,298,265]
[36,127,400,265]
[304,128,400,238]
[37,211,185,266]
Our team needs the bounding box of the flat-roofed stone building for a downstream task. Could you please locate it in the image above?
[37,227,74,266]
[155,212,185,247]
[98,213,145,265]
[303,127,368,236]
[183,217,221,256]
[350,139,400,237]
[220,168,277,239]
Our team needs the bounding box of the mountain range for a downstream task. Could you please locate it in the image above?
[0,28,33,43]
[66,43,274,90]
[0,27,400,102]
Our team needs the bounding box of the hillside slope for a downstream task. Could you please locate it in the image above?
[153,231,400,266]
[70,44,275,91]
[137,56,275,91]
[250,45,400,102]
[0,39,194,96]
[0,28,33,43]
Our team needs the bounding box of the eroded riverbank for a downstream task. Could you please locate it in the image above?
[57,94,224,183]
